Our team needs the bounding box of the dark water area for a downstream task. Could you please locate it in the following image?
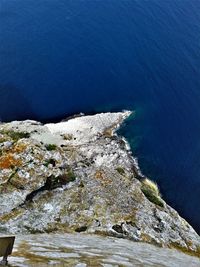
[0,1,200,233]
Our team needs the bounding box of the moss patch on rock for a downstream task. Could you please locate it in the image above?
[116,167,125,175]
[45,144,57,151]
[5,131,30,142]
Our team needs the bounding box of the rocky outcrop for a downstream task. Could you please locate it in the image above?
[0,111,199,257]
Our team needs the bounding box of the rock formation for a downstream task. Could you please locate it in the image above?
[0,111,199,257]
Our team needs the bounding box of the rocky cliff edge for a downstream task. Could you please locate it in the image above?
[0,111,199,257]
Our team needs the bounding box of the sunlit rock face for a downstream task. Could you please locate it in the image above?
[10,233,200,267]
[0,111,199,257]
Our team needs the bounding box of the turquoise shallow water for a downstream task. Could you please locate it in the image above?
[0,1,200,233]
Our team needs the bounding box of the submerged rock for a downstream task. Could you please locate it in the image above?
[0,111,200,258]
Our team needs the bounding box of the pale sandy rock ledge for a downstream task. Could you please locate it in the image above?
[9,233,200,267]
[0,111,200,259]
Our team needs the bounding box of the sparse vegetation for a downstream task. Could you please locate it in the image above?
[142,178,159,194]
[141,178,164,207]
[170,242,200,258]
[5,131,30,142]
[0,135,7,143]
[45,144,57,151]
[62,168,76,183]
[116,167,125,175]
[43,158,56,167]
[62,133,73,141]
[79,180,85,188]
[47,168,76,190]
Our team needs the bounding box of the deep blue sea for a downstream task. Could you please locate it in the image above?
[0,0,200,233]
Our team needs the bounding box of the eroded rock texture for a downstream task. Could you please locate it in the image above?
[0,111,199,257]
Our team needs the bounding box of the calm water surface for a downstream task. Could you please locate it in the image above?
[0,1,200,233]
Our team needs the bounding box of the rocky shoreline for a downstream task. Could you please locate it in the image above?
[0,111,200,258]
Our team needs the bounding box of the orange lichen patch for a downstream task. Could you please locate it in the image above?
[94,170,112,186]
[0,153,22,169]
[140,233,159,246]
[95,170,104,179]
[34,153,44,161]
[12,143,27,153]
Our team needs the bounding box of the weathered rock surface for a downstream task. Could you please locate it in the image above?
[9,233,200,267]
[0,111,200,258]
